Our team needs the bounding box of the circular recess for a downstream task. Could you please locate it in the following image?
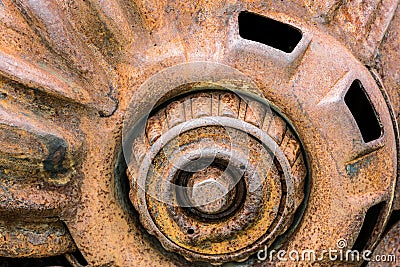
[126,90,308,264]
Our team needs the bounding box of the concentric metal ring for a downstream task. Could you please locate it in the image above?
[126,90,308,263]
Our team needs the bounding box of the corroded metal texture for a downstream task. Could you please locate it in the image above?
[0,0,399,267]
[368,219,400,267]
[127,90,307,264]
[0,221,76,257]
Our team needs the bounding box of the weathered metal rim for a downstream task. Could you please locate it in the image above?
[364,68,400,251]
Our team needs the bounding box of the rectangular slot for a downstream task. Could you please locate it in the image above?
[344,80,382,143]
[238,11,302,53]
[352,202,385,252]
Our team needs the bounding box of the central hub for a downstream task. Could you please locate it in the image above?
[126,90,308,264]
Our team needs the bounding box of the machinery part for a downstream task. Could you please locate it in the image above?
[368,212,400,267]
[0,0,399,266]
[126,90,307,263]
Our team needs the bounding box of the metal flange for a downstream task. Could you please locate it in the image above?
[126,90,307,264]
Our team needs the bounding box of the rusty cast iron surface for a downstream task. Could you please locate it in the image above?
[0,0,399,266]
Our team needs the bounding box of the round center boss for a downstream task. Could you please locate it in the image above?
[122,57,397,266]
[125,87,308,264]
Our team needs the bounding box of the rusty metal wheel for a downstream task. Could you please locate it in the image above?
[0,1,399,267]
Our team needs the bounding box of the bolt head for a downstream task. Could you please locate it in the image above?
[187,167,234,215]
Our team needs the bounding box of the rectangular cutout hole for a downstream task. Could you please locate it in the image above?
[351,201,385,252]
[238,11,302,53]
[344,80,382,143]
